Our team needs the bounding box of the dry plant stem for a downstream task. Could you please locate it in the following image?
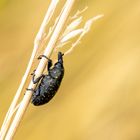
[0,1,59,140]
[0,46,37,140]
[5,0,75,139]
[35,0,59,46]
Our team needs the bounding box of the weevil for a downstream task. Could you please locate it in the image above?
[27,52,64,106]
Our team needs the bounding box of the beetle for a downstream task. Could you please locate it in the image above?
[27,52,64,106]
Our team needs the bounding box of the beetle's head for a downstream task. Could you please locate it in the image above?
[55,62,64,70]
[55,52,64,70]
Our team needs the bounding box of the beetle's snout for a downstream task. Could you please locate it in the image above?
[58,52,64,64]
[58,52,64,57]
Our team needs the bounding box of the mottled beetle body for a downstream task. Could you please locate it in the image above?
[31,52,64,106]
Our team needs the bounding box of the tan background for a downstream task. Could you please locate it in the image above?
[0,0,140,140]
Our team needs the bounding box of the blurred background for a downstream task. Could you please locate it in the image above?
[0,0,140,140]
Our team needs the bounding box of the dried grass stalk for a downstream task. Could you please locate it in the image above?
[0,0,104,139]
[5,0,75,139]
[0,0,59,139]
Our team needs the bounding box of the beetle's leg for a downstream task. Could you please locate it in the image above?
[47,59,52,71]
[35,87,40,96]
[26,88,35,93]
[30,70,44,84]
[38,54,52,71]
[31,69,36,75]
[38,55,49,60]
[32,74,45,84]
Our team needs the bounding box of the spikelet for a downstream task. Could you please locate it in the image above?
[62,16,83,37]
[55,7,104,55]
[71,6,88,19]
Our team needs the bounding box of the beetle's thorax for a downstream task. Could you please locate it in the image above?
[49,62,64,79]
[55,62,63,68]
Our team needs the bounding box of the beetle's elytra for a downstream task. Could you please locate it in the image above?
[28,52,64,106]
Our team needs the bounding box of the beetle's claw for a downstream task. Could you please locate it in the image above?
[26,88,35,93]
[31,69,36,75]
[38,55,50,61]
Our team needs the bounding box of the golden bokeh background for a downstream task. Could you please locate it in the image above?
[0,0,140,140]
